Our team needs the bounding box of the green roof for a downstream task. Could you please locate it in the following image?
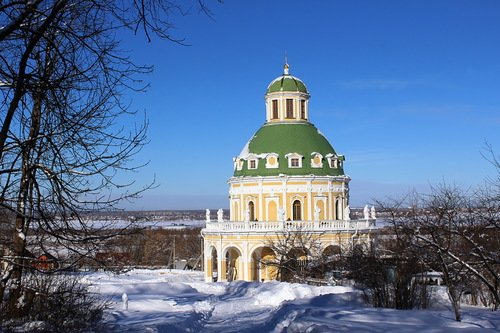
[266,75,308,94]
[234,122,345,177]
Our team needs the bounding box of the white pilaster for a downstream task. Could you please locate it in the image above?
[282,179,287,219]
[239,192,244,222]
[307,181,312,221]
[328,180,333,220]
[217,240,224,282]
[258,180,263,221]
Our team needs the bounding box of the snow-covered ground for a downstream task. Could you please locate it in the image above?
[84,269,500,333]
[87,219,206,230]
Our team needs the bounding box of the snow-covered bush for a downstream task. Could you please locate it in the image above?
[1,272,108,332]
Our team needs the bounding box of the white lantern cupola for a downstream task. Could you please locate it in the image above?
[265,63,310,123]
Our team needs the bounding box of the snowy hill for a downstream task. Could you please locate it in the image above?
[83,269,499,333]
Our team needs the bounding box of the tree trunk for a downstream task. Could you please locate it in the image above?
[5,92,42,317]
[448,286,462,322]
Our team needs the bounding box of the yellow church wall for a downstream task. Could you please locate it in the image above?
[267,199,277,221]
[317,200,325,220]
[233,188,346,223]
[264,182,282,186]
[287,181,305,185]
[230,189,356,222]
[231,200,239,221]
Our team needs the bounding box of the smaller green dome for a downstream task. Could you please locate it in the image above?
[266,74,308,94]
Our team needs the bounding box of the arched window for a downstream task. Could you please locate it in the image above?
[286,99,294,118]
[335,199,341,220]
[292,200,301,221]
[272,100,278,119]
[248,201,255,221]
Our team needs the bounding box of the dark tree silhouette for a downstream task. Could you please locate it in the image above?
[0,0,220,322]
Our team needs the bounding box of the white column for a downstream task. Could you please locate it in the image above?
[204,242,210,282]
[242,241,249,281]
[328,180,333,220]
[258,181,263,221]
[265,100,270,121]
[295,98,299,120]
[279,96,284,121]
[240,192,244,222]
[282,179,287,220]
[342,196,346,220]
[307,181,312,221]
[217,240,224,282]
[230,198,234,221]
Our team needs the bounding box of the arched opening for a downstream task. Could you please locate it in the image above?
[315,245,342,280]
[224,247,242,282]
[292,200,302,221]
[300,99,306,119]
[250,247,277,282]
[268,200,277,221]
[323,245,341,258]
[286,99,294,118]
[248,201,255,221]
[272,99,278,119]
[281,247,308,282]
[209,247,218,282]
[335,199,341,220]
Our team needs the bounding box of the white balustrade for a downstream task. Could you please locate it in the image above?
[203,219,375,233]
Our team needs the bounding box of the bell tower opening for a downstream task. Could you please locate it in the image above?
[293,200,302,221]
[248,201,255,221]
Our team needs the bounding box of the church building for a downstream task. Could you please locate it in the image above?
[201,64,375,282]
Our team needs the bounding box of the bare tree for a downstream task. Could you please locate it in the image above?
[412,183,500,312]
[369,177,500,319]
[264,228,323,283]
[0,0,220,322]
[345,199,431,310]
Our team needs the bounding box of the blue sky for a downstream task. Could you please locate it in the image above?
[118,0,500,210]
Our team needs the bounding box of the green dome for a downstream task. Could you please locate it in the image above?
[234,122,345,177]
[266,74,308,94]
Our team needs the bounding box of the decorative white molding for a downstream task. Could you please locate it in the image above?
[310,152,323,168]
[265,153,279,169]
[230,183,346,196]
[285,152,303,168]
[246,154,259,170]
[235,158,244,171]
[228,175,351,184]
[325,153,338,169]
